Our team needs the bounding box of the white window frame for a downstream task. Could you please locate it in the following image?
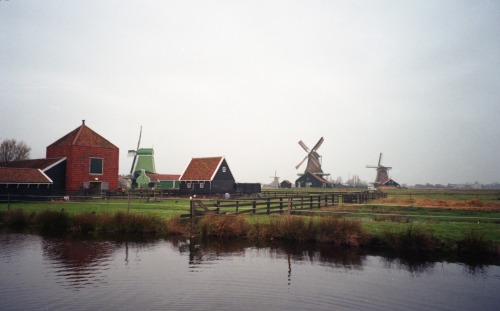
[222,166,226,173]
[200,182,205,189]
[89,157,104,175]
[186,182,192,189]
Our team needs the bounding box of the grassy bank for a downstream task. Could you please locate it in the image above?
[0,208,497,256]
[1,189,499,255]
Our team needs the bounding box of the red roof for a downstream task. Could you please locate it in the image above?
[48,121,117,149]
[180,157,223,181]
[0,167,52,184]
[1,158,65,171]
[147,174,181,182]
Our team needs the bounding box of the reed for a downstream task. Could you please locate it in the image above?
[457,230,494,254]
[316,217,367,247]
[196,214,248,239]
[382,224,438,252]
[34,210,71,234]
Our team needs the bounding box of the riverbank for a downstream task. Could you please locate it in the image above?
[1,208,498,257]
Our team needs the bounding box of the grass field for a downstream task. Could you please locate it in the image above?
[1,188,500,248]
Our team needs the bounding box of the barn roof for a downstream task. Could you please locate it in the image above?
[48,120,117,149]
[1,158,66,171]
[147,174,180,182]
[180,157,224,181]
[0,167,52,184]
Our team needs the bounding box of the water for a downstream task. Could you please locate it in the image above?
[1,233,499,311]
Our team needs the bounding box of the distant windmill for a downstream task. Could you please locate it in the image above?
[128,126,156,175]
[295,137,325,175]
[269,171,280,188]
[366,153,392,184]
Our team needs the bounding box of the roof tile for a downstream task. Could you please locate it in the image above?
[180,157,223,181]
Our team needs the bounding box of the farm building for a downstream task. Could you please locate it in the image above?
[179,156,235,195]
[295,172,333,188]
[376,178,400,188]
[135,169,180,190]
[0,158,67,194]
[45,120,119,194]
[280,180,292,188]
[0,167,53,197]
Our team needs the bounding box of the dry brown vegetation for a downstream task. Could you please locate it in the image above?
[370,197,500,211]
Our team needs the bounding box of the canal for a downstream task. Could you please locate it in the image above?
[1,233,499,310]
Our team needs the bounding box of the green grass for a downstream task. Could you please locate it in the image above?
[2,189,500,250]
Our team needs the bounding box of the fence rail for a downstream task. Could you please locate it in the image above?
[189,191,387,218]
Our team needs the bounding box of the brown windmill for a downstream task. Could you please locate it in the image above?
[366,153,392,185]
[295,137,326,175]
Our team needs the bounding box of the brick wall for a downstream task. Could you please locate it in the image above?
[47,145,119,191]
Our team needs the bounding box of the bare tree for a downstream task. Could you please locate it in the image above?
[0,139,31,163]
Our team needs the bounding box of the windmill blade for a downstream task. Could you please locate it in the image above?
[378,153,383,167]
[298,140,310,152]
[366,165,378,168]
[295,156,308,169]
[310,154,321,168]
[311,137,324,152]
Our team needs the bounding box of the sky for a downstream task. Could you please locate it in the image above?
[1,0,499,186]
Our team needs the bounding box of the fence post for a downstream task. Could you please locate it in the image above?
[309,196,313,209]
[190,197,195,219]
[252,200,256,214]
[279,197,283,214]
[8,193,11,211]
[317,195,321,209]
[127,193,131,216]
[236,201,239,214]
[267,198,270,215]
[287,198,291,216]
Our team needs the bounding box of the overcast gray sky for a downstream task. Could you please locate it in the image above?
[1,0,499,186]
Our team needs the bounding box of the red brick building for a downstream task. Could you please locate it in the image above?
[46,121,119,193]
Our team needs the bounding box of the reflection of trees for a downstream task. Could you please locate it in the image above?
[42,237,116,289]
[381,253,436,276]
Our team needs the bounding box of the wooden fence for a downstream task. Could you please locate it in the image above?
[189,191,387,218]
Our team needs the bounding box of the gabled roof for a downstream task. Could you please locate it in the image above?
[180,157,224,181]
[0,158,66,171]
[147,174,181,182]
[48,121,117,149]
[309,173,333,184]
[0,167,52,184]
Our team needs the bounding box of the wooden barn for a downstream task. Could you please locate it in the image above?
[179,156,235,195]
[280,180,292,188]
[377,178,400,188]
[46,120,119,194]
[0,158,67,194]
[295,172,333,188]
[0,167,53,197]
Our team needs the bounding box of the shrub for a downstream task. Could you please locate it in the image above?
[457,230,493,254]
[196,214,247,239]
[34,210,71,234]
[383,224,437,252]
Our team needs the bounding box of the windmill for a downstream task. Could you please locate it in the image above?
[269,171,280,188]
[128,126,156,176]
[366,153,392,184]
[295,137,327,176]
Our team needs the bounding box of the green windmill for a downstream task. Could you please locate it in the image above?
[128,127,156,188]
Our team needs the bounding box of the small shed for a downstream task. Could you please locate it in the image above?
[179,156,235,195]
[280,180,292,188]
[295,172,333,188]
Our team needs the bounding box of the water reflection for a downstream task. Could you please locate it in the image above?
[42,237,116,289]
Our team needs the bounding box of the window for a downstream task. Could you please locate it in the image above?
[187,182,192,189]
[200,182,204,189]
[222,166,226,173]
[90,158,103,175]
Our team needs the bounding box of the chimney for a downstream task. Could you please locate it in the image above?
[82,120,85,125]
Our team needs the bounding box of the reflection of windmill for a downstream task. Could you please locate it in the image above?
[295,137,327,175]
[127,126,156,175]
[366,153,392,184]
[269,171,280,188]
